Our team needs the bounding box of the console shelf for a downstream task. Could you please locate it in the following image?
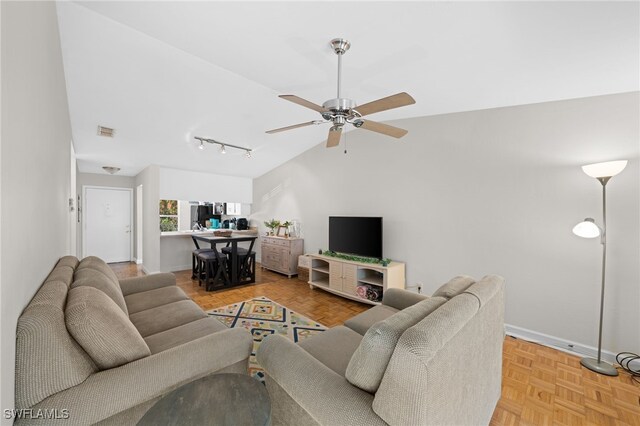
[308,254,405,305]
[311,265,330,274]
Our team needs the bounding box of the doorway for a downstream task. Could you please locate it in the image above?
[69,141,77,256]
[83,186,133,262]
[136,184,143,264]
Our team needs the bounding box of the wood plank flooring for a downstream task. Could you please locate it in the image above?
[110,262,640,425]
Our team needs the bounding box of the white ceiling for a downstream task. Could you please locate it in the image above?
[57,1,640,178]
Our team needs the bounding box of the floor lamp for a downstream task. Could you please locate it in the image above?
[572,160,627,376]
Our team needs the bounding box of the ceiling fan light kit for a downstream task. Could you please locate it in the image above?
[266,38,416,148]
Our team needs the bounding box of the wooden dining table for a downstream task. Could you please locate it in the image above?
[192,234,258,286]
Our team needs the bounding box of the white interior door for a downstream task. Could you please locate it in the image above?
[84,186,132,262]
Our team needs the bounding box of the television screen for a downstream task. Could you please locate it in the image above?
[329,216,383,259]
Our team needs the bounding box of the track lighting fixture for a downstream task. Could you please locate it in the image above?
[194,137,252,158]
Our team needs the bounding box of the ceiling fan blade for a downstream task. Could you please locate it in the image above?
[326,126,343,148]
[266,121,320,134]
[355,92,416,117]
[359,120,408,138]
[279,95,327,113]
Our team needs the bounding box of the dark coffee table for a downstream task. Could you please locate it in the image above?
[138,373,271,426]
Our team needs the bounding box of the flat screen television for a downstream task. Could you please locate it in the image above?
[329,216,383,259]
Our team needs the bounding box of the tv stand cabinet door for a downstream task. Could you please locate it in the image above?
[329,261,343,291]
[342,264,358,296]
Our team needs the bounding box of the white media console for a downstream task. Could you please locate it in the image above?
[307,254,405,305]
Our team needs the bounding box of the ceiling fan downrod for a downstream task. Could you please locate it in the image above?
[330,38,350,100]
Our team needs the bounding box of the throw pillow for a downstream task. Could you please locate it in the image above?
[66,286,150,370]
[345,296,447,393]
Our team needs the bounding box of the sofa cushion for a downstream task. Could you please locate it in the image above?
[66,286,150,370]
[344,305,399,335]
[432,275,475,299]
[463,275,504,307]
[124,286,189,315]
[57,255,80,270]
[345,296,448,393]
[44,257,77,287]
[382,288,429,310]
[77,256,120,285]
[128,300,207,337]
[16,266,97,409]
[298,326,363,376]
[72,269,129,315]
[144,317,227,354]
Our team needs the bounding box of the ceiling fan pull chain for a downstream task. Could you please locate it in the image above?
[344,130,348,155]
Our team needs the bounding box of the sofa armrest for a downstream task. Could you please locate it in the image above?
[23,327,252,425]
[118,273,176,296]
[257,334,386,426]
[382,288,428,310]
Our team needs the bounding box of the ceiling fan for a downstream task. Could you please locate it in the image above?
[266,38,416,148]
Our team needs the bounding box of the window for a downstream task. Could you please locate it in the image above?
[159,199,178,232]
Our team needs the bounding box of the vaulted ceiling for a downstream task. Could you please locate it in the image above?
[57,1,640,178]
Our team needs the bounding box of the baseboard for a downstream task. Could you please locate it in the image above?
[161,264,191,273]
[505,324,640,369]
[133,257,143,265]
[140,265,159,275]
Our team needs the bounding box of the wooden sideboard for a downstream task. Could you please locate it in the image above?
[260,236,304,278]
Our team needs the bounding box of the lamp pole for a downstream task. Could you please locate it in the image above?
[580,176,618,376]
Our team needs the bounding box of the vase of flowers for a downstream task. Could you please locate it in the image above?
[282,221,292,237]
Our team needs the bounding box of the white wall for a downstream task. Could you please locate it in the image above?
[78,172,136,190]
[135,165,160,273]
[159,167,252,203]
[1,1,74,416]
[252,93,640,357]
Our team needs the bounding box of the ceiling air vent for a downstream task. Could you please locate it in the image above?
[97,126,115,137]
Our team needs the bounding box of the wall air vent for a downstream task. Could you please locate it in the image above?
[97,126,115,137]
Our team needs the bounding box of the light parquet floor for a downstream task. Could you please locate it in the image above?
[110,262,640,425]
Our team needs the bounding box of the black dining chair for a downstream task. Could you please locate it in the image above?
[197,250,230,290]
[191,236,214,280]
[221,241,256,284]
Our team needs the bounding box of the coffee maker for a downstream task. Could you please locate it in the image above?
[236,218,249,230]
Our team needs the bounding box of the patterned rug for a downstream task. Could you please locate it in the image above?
[207,296,327,382]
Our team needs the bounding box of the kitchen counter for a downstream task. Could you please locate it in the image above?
[160,229,258,237]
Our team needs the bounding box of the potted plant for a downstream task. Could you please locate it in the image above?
[264,219,280,236]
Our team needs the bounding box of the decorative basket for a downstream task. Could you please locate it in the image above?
[213,230,233,237]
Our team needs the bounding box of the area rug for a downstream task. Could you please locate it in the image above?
[207,296,327,382]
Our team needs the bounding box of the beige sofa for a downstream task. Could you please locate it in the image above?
[257,274,505,426]
[15,256,252,425]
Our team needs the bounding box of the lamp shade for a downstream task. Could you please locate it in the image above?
[573,218,601,238]
[582,160,627,178]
